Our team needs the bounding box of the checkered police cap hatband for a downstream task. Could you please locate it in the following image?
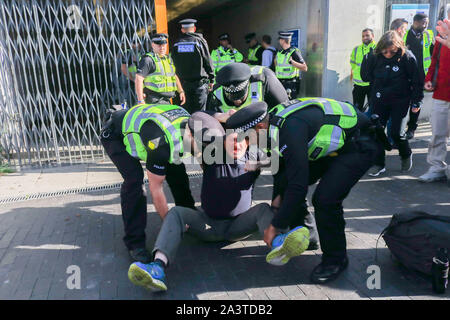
[234,111,268,133]
[223,80,249,93]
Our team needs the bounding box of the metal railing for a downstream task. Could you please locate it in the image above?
[0,0,155,169]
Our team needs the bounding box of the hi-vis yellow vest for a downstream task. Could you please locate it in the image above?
[143,52,177,93]
[403,29,434,74]
[122,104,189,163]
[350,42,376,86]
[269,98,358,160]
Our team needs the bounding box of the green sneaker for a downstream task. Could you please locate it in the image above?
[266,226,310,266]
[128,262,167,292]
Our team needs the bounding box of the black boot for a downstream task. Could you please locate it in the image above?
[310,257,349,284]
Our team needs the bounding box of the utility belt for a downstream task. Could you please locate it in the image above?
[100,108,126,141]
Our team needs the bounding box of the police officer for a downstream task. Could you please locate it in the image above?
[171,19,215,113]
[245,33,264,65]
[211,33,244,75]
[275,31,308,99]
[350,28,377,111]
[226,98,378,283]
[135,33,185,105]
[403,13,435,139]
[100,103,196,263]
[119,43,143,105]
[206,62,288,113]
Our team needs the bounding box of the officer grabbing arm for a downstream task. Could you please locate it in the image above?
[275,31,307,99]
[226,99,378,284]
[135,33,185,105]
[171,19,215,113]
[206,62,288,114]
[101,103,196,263]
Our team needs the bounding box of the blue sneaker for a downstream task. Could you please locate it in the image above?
[128,262,167,292]
[266,226,310,266]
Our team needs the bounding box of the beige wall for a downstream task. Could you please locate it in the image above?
[324,0,386,101]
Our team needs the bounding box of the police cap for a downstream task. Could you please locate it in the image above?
[226,102,268,133]
[179,18,197,28]
[218,33,230,41]
[245,32,256,43]
[278,31,294,40]
[151,33,168,44]
[216,63,252,101]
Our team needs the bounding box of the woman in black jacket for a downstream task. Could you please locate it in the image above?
[361,31,424,176]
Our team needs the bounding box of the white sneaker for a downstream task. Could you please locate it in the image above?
[368,166,386,177]
[418,169,446,183]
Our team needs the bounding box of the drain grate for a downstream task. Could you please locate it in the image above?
[0,171,203,205]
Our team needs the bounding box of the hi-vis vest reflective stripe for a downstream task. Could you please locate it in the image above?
[248,45,261,63]
[275,47,301,79]
[213,66,264,113]
[269,98,358,161]
[122,104,189,163]
[211,47,243,73]
[350,42,376,86]
[143,52,177,93]
[403,29,434,74]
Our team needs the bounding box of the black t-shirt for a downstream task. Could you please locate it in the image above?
[136,54,175,99]
[201,151,261,219]
[206,67,289,112]
[171,32,215,82]
[139,120,172,176]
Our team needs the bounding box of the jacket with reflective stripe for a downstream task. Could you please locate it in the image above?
[211,46,244,74]
[403,29,434,74]
[213,66,264,113]
[122,104,189,163]
[269,98,358,160]
[275,47,301,79]
[143,52,177,93]
[248,45,262,63]
[350,42,376,86]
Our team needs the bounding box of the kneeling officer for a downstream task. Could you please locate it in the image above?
[226,98,378,283]
[101,103,195,263]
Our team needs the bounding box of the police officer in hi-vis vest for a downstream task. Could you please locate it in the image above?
[226,98,378,284]
[206,62,288,114]
[100,103,196,263]
[275,31,308,99]
[244,33,264,66]
[350,28,377,111]
[403,13,435,140]
[135,33,186,105]
[211,33,244,75]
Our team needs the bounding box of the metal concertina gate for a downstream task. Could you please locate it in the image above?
[0,0,155,169]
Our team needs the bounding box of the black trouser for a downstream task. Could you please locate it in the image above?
[352,84,371,112]
[308,137,377,263]
[373,98,411,166]
[179,79,209,113]
[101,137,195,250]
[407,107,420,132]
[280,78,301,99]
[273,162,319,246]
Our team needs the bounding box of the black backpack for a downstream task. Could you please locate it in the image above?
[380,211,450,275]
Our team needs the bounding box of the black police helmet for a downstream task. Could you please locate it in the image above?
[216,63,252,102]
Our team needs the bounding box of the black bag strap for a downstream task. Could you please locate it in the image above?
[432,42,442,87]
